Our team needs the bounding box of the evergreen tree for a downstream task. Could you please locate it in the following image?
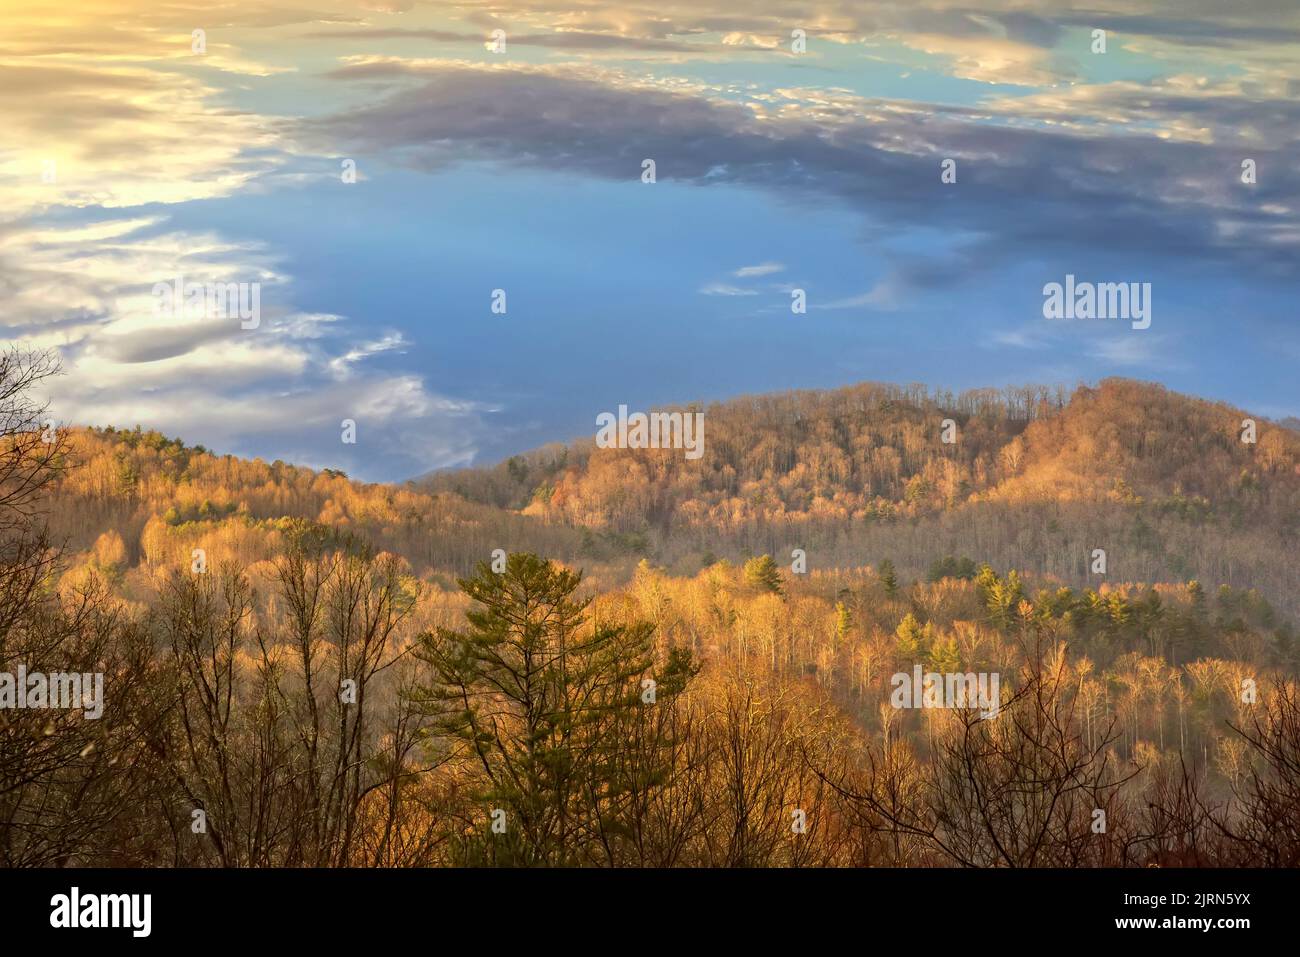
[928,635,961,673]
[980,566,1025,628]
[743,554,784,595]
[879,559,899,597]
[411,553,658,865]
[895,612,930,658]
[834,601,853,645]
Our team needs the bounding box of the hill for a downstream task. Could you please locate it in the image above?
[7,364,1299,867]
[417,378,1300,616]
[42,378,1300,618]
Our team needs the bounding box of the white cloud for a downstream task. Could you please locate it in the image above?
[990,326,1051,350]
[6,210,485,481]
[328,332,409,379]
[699,282,759,296]
[733,262,785,278]
[1085,333,1174,366]
[817,282,898,311]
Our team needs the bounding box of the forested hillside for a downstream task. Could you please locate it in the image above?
[48,377,1300,619]
[422,378,1300,616]
[5,353,1298,867]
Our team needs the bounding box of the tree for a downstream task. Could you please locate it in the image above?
[895,613,929,658]
[834,602,853,645]
[0,348,67,539]
[1218,681,1300,866]
[823,642,1143,866]
[928,635,961,673]
[978,565,1023,628]
[147,549,426,867]
[411,553,660,865]
[0,349,157,866]
[743,554,784,595]
[879,559,898,597]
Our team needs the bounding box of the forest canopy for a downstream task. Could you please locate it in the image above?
[2,351,1298,867]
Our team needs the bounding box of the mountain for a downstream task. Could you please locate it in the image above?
[418,378,1300,615]
[44,377,1299,616]
[14,374,1300,869]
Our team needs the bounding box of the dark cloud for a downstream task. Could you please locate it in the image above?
[96,322,242,364]
[304,63,1300,280]
[992,12,1064,47]
[1055,13,1300,45]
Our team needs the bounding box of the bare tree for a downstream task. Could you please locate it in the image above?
[821,639,1143,866]
[0,348,160,866]
[147,549,430,866]
[1216,680,1300,866]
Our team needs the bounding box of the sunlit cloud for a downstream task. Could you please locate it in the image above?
[2,0,1296,477]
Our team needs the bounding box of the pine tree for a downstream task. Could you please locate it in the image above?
[879,559,899,597]
[928,635,961,673]
[411,552,658,865]
[895,612,930,658]
[834,601,853,645]
[743,554,784,595]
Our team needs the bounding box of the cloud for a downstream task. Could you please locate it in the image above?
[3,208,487,481]
[60,374,488,478]
[816,285,897,311]
[896,31,1072,86]
[301,60,1300,299]
[6,0,1298,480]
[734,262,784,277]
[990,327,1052,350]
[328,332,410,379]
[306,0,1300,85]
[0,61,281,219]
[700,282,759,296]
[1085,333,1175,367]
[304,26,708,53]
[304,61,1300,282]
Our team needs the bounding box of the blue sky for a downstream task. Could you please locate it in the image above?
[3,1,1298,480]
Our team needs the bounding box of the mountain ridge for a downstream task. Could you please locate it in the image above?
[47,376,1300,619]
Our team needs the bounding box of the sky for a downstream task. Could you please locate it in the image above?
[3,0,1298,481]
